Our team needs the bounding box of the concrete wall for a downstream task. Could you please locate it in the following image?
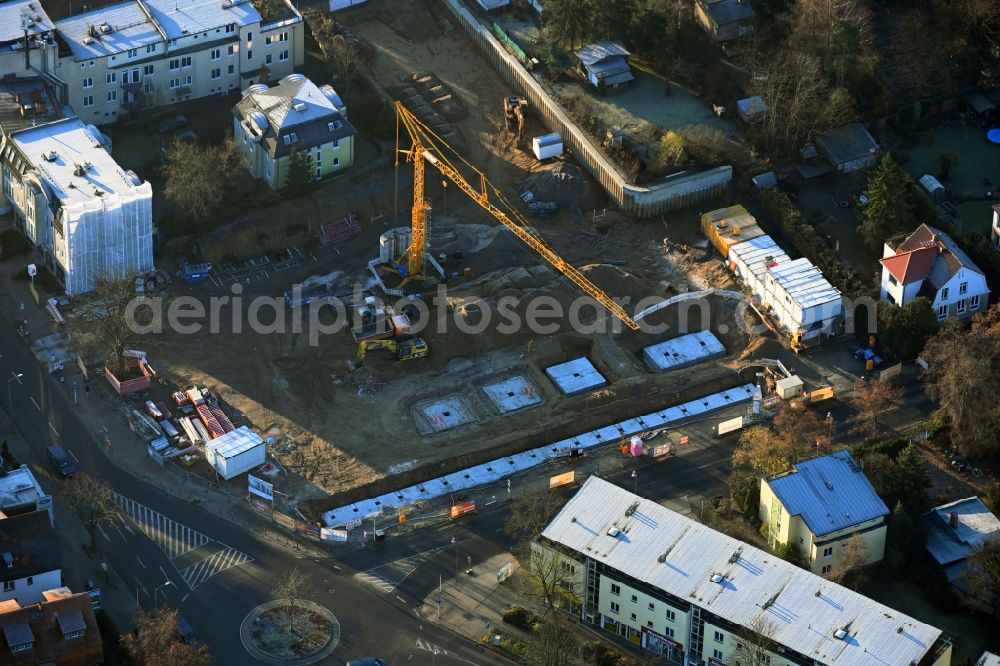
[440,0,731,218]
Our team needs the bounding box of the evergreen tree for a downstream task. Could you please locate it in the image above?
[886,500,921,568]
[882,445,932,518]
[877,297,939,361]
[860,154,916,248]
[284,147,313,195]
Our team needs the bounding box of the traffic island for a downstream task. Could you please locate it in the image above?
[240,600,340,666]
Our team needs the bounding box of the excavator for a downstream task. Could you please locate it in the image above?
[503,96,528,142]
[357,337,429,363]
[394,101,640,331]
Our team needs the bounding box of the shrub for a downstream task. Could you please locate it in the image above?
[501,605,539,631]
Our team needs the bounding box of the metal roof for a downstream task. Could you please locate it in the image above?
[765,451,888,537]
[545,357,606,395]
[1,621,33,647]
[924,497,1000,566]
[736,96,766,117]
[542,476,942,666]
[56,608,87,635]
[206,425,263,459]
[575,40,629,67]
[0,0,54,44]
[977,651,1000,666]
[700,0,755,26]
[816,123,878,165]
[766,257,841,312]
[642,330,726,371]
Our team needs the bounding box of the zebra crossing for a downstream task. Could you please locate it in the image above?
[113,493,253,591]
[354,571,396,594]
[353,547,445,594]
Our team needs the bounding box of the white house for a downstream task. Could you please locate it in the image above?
[880,224,989,321]
[48,0,304,124]
[0,466,52,526]
[0,511,61,606]
[0,116,153,294]
[233,74,356,190]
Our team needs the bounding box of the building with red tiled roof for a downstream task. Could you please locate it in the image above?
[0,587,103,665]
[880,224,990,321]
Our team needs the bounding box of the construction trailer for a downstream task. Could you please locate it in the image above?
[700,205,766,258]
[532,133,563,160]
[763,257,842,345]
[727,234,790,305]
[204,426,266,480]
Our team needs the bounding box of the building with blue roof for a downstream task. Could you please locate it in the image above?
[759,450,889,577]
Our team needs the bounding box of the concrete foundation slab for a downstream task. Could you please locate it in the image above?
[413,396,478,433]
[544,357,607,395]
[481,376,543,414]
[642,331,726,372]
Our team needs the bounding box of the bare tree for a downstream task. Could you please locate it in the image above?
[733,616,779,666]
[732,425,790,476]
[251,0,285,21]
[773,405,826,461]
[72,273,141,373]
[162,137,244,220]
[526,614,579,666]
[60,473,120,552]
[523,543,581,612]
[960,536,1000,613]
[272,567,311,633]
[849,379,903,442]
[828,533,869,589]
[328,35,360,95]
[505,489,567,547]
[121,606,211,666]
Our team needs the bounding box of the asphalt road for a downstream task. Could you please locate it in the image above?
[0,314,496,666]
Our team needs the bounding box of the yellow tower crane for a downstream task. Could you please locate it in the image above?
[394,101,640,331]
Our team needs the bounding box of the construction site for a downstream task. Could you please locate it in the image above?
[102,0,776,515]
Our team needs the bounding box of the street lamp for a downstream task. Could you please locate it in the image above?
[7,372,23,415]
[826,412,834,452]
[631,470,637,495]
[153,580,174,609]
[451,536,457,575]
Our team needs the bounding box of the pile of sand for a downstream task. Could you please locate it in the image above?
[520,163,596,212]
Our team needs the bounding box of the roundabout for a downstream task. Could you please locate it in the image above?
[240,599,341,665]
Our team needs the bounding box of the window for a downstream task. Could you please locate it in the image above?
[110,55,116,61]
[89,61,95,67]
[144,64,154,76]
[559,561,575,574]
[648,602,655,611]
[332,138,340,149]
[83,95,93,107]
[26,577,32,586]
[211,48,221,60]
[938,305,948,320]
[713,649,724,660]
[332,157,339,167]
[228,64,235,74]
[646,620,654,629]
[3,581,13,591]
[665,609,675,622]
[130,68,140,83]
[609,602,619,614]
[211,68,221,80]
[169,58,180,71]
[63,629,85,640]
[714,630,724,643]
[127,48,138,58]
[960,281,968,295]
[610,583,620,596]
[629,613,637,621]
[885,292,896,305]
[822,564,832,574]
[146,44,156,53]
[106,72,116,83]
[107,90,117,102]
[630,594,637,603]
[941,287,949,300]
[228,45,237,56]
[247,49,253,60]
[822,546,833,558]
[9,640,32,653]
[279,31,288,41]
[226,23,236,33]
[247,32,252,42]
[83,77,93,88]
[957,299,967,314]
[279,49,289,62]
[972,294,981,309]
[664,627,675,638]
[265,54,272,65]
[888,274,897,286]
[181,56,191,68]
[265,35,272,45]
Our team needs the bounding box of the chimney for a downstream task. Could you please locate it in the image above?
[949,512,959,529]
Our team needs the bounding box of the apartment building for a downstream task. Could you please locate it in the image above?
[0,511,61,606]
[536,476,952,666]
[759,451,889,576]
[233,74,356,190]
[48,0,304,124]
[0,116,153,294]
[880,223,989,321]
[0,587,103,664]
[0,0,56,79]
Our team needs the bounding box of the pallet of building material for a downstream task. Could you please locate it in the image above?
[432,99,466,121]
[409,72,443,89]
[315,213,360,246]
[178,416,202,445]
[394,84,419,100]
[208,403,236,434]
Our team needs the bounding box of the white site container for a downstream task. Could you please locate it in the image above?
[532,133,563,161]
[204,426,266,480]
[764,258,842,340]
[775,375,804,399]
[727,235,789,306]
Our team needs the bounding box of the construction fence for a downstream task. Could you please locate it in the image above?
[442,0,732,217]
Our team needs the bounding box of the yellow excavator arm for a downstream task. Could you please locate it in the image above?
[357,339,398,362]
[395,101,640,331]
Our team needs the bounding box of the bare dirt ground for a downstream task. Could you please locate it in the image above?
[127,0,755,507]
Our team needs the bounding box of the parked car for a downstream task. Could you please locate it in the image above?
[347,659,386,666]
[157,115,188,133]
[177,617,198,646]
[46,445,76,478]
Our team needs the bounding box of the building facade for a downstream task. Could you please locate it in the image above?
[0,116,153,294]
[880,224,990,321]
[233,74,356,190]
[47,0,304,124]
[0,511,61,606]
[759,451,888,576]
[536,476,951,666]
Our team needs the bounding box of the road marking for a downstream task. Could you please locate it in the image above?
[415,638,481,665]
[67,448,79,462]
[181,593,190,603]
[135,576,149,598]
[136,556,146,569]
[29,397,40,411]
[396,595,407,604]
[160,565,170,581]
[99,525,110,542]
[112,493,253,591]
[354,572,394,593]
[48,422,59,437]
